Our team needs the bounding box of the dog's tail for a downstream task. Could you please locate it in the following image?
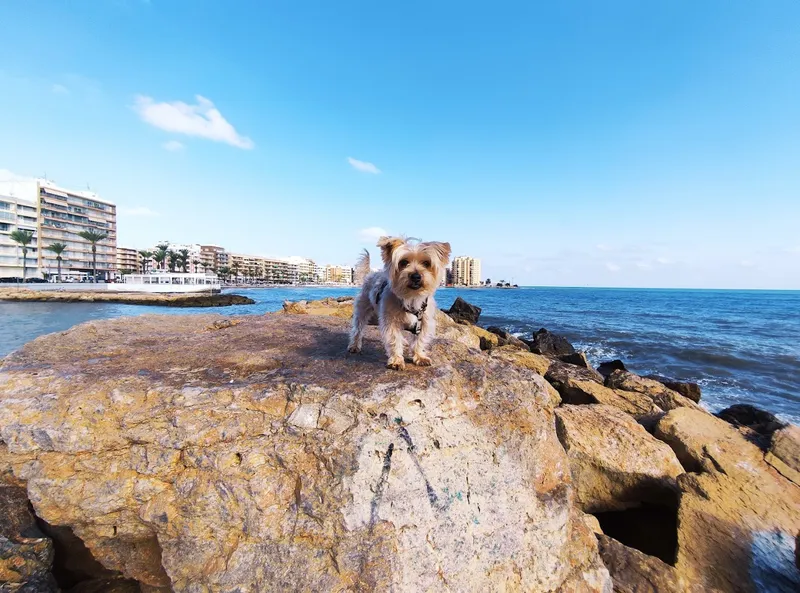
[354,248,371,285]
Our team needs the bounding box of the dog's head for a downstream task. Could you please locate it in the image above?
[377,236,451,299]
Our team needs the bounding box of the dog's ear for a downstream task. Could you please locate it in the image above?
[423,241,452,265]
[377,236,405,265]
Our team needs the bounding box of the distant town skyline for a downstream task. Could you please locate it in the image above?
[1,2,799,288]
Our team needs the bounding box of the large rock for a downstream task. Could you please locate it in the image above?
[445,297,481,325]
[655,408,800,592]
[281,297,355,319]
[525,328,576,357]
[766,425,800,486]
[597,360,627,379]
[0,482,58,592]
[717,403,786,438]
[597,534,687,593]
[555,405,683,512]
[606,371,702,413]
[644,375,702,403]
[0,314,611,592]
[486,326,530,351]
[558,351,591,368]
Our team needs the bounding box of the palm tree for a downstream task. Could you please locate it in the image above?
[155,243,170,270]
[231,261,241,282]
[77,230,109,282]
[178,249,190,273]
[139,250,153,273]
[152,250,167,272]
[168,250,179,272]
[46,242,68,282]
[193,259,204,274]
[10,229,35,281]
[218,266,231,282]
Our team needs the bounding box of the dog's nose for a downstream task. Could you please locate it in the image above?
[410,272,422,282]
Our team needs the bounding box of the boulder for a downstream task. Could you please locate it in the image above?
[0,313,611,592]
[547,360,604,386]
[717,403,786,438]
[486,326,531,351]
[559,351,591,368]
[606,371,703,413]
[445,297,481,325]
[655,408,800,592]
[525,328,576,357]
[644,375,701,403]
[597,360,627,379]
[554,405,683,512]
[281,297,355,319]
[0,483,58,592]
[597,534,697,593]
[491,347,552,377]
[766,425,800,486]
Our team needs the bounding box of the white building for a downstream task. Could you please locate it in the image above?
[0,193,39,279]
[452,256,482,287]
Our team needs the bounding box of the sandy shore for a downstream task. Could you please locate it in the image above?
[0,288,255,307]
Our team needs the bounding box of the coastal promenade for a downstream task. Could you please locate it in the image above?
[0,287,254,307]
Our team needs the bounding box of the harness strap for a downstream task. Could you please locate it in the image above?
[404,298,428,335]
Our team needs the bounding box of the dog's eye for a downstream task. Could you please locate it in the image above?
[422,260,431,269]
[399,259,409,268]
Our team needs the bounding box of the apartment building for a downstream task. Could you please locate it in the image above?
[0,178,117,280]
[116,247,140,273]
[324,264,354,284]
[0,193,39,278]
[287,256,316,283]
[451,256,482,287]
[228,254,296,283]
[200,244,227,272]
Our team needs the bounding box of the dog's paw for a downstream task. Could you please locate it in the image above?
[347,344,362,355]
[386,357,406,370]
[412,354,432,367]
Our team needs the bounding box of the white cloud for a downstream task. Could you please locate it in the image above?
[636,262,652,270]
[51,83,69,95]
[605,262,621,272]
[121,207,159,217]
[0,169,36,183]
[133,94,254,149]
[163,140,185,152]
[358,227,388,243]
[348,157,381,174]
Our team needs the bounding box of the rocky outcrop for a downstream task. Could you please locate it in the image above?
[0,288,255,308]
[655,408,800,592]
[445,297,481,325]
[597,534,696,593]
[717,403,786,438]
[606,371,703,413]
[282,297,356,319]
[559,351,591,368]
[0,313,611,592]
[525,328,576,357]
[766,425,800,486]
[555,405,683,512]
[0,482,58,592]
[486,326,531,351]
[597,360,627,379]
[644,375,702,403]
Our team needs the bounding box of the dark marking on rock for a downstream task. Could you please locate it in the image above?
[369,443,394,531]
[397,426,445,511]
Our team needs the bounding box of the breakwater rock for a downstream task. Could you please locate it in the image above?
[0,288,255,308]
[0,311,609,592]
[1,296,799,592]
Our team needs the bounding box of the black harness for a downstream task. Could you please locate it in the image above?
[375,280,428,335]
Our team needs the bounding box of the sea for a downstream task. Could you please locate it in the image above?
[1,287,798,424]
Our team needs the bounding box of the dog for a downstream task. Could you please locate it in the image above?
[348,236,451,369]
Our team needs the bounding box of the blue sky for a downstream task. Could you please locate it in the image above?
[1,0,799,288]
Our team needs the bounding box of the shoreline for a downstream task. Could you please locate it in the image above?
[0,288,255,307]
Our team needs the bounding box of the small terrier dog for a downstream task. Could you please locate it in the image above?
[348,236,451,369]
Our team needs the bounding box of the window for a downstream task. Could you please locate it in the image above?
[0,223,9,231]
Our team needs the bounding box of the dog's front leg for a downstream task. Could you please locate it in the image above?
[381,317,407,370]
[411,313,435,367]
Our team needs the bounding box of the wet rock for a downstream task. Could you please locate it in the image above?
[559,351,591,368]
[0,313,611,592]
[0,483,58,592]
[486,326,531,351]
[766,425,800,486]
[606,371,702,413]
[597,360,627,379]
[445,297,481,325]
[597,534,687,593]
[655,408,800,591]
[555,405,683,512]
[525,328,576,357]
[717,403,786,438]
[644,375,701,403]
